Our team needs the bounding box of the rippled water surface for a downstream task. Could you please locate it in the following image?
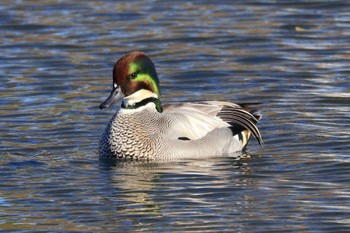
[1,0,350,232]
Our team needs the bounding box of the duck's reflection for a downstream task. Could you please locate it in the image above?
[97,153,261,231]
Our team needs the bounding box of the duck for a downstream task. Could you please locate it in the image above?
[99,51,263,160]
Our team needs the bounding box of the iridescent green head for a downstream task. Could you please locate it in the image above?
[113,51,160,97]
[99,52,162,112]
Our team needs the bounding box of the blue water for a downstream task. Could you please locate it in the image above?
[1,0,350,232]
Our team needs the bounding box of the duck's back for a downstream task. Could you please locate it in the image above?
[158,101,262,159]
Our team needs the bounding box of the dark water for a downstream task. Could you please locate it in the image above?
[1,0,350,232]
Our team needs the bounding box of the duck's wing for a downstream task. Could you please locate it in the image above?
[162,102,228,140]
[214,102,264,147]
[200,101,263,121]
[162,102,263,146]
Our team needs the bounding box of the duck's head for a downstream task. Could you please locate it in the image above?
[99,51,161,112]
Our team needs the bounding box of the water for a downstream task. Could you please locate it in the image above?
[1,0,350,232]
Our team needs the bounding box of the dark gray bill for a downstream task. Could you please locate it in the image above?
[99,85,124,109]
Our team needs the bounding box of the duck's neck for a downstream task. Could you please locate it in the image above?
[122,89,162,112]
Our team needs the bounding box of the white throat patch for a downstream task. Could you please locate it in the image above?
[122,89,158,108]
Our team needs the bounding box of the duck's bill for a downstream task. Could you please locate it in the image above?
[99,85,124,109]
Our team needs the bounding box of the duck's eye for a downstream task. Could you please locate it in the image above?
[130,72,137,79]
